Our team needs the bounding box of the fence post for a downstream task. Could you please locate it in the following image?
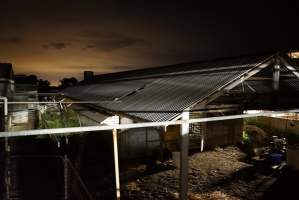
[64,155,68,200]
[4,110,10,200]
[5,137,10,200]
[113,128,120,199]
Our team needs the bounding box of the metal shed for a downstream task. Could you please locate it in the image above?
[62,53,299,161]
[64,53,299,122]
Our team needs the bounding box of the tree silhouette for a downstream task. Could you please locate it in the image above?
[38,79,51,93]
[59,77,78,89]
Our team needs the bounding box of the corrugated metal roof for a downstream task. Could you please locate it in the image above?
[65,55,274,122]
[282,79,299,92]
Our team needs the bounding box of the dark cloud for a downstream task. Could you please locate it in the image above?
[1,1,299,84]
[42,42,71,50]
[0,36,23,44]
[65,65,139,72]
[94,37,144,52]
[82,44,96,50]
[81,32,145,52]
[109,65,139,71]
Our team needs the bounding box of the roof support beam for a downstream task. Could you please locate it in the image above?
[180,111,189,200]
[192,58,274,109]
[223,59,274,91]
[273,58,280,91]
[280,57,299,78]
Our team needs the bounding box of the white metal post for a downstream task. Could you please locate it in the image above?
[200,112,206,152]
[273,58,280,91]
[1,96,10,200]
[180,111,189,200]
[0,97,8,116]
[200,134,204,152]
[113,128,121,199]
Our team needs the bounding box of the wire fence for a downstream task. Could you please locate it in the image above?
[7,155,94,200]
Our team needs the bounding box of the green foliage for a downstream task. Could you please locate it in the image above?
[242,131,250,143]
[40,110,79,128]
[241,130,256,156]
[38,109,81,139]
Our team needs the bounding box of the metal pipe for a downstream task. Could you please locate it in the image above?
[1,109,299,138]
[0,96,10,200]
[0,96,8,116]
[112,128,121,200]
[13,92,64,96]
[1,101,120,105]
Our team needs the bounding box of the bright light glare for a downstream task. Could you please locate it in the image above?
[288,51,299,59]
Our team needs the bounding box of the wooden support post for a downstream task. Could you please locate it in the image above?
[113,128,121,200]
[180,111,189,200]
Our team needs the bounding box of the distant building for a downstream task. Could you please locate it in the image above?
[0,63,14,97]
[11,74,38,131]
[84,71,94,81]
[0,63,14,131]
[14,74,38,93]
[0,64,39,131]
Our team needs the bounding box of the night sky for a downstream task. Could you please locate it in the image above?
[0,1,298,85]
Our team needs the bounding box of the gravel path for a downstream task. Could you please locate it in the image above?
[122,146,272,200]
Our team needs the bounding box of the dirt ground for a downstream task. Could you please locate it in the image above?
[122,146,274,200]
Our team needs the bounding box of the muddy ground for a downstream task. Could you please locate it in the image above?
[122,146,276,200]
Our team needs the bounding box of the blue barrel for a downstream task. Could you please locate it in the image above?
[269,153,284,165]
